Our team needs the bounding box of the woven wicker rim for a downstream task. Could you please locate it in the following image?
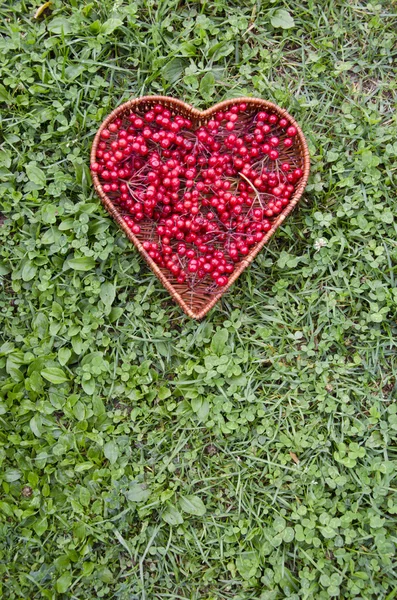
[91,96,310,319]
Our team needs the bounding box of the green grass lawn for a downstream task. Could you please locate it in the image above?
[1,0,397,598]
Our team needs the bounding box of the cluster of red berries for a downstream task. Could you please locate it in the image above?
[91,103,303,289]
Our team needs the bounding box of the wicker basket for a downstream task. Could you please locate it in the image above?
[91,96,310,319]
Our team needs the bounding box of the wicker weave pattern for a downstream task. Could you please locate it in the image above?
[91,96,310,319]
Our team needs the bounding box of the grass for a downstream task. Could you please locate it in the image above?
[0,0,397,598]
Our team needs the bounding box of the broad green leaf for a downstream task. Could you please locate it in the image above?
[100,18,124,35]
[74,462,95,472]
[33,516,48,536]
[191,397,202,413]
[200,72,215,97]
[0,501,13,517]
[56,572,72,593]
[158,386,171,400]
[98,567,113,583]
[197,398,210,421]
[0,261,11,276]
[67,257,95,271]
[82,562,95,577]
[162,505,184,525]
[0,84,12,104]
[41,367,68,384]
[58,347,71,366]
[271,9,295,29]
[21,261,37,282]
[163,58,186,84]
[65,64,85,81]
[25,164,46,186]
[283,527,295,542]
[126,482,151,503]
[104,441,119,464]
[79,487,91,507]
[109,307,123,322]
[82,378,95,395]
[32,313,49,339]
[92,396,105,416]
[0,341,14,354]
[208,41,234,60]
[73,401,86,421]
[179,495,206,516]
[211,329,229,355]
[100,281,116,306]
[30,415,42,437]
[48,17,71,34]
[4,469,21,482]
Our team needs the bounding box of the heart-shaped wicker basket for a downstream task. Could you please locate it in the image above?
[91,96,310,319]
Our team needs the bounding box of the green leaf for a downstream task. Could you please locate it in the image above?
[109,307,123,322]
[271,9,295,29]
[56,572,72,593]
[200,72,215,97]
[73,401,86,421]
[0,261,11,276]
[211,329,229,355]
[79,487,91,507]
[21,261,37,282]
[25,164,46,186]
[179,495,206,516]
[33,516,48,536]
[197,399,210,422]
[100,18,124,35]
[126,482,151,503]
[75,462,95,473]
[191,397,202,413]
[32,313,49,339]
[100,281,116,306]
[48,17,72,35]
[0,84,12,104]
[41,367,68,384]
[67,257,95,271]
[208,41,234,61]
[92,396,105,416]
[98,567,113,583]
[30,415,42,437]
[381,210,393,224]
[4,469,21,482]
[58,347,71,366]
[158,386,171,400]
[104,441,119,464]
[163,58,186,84]
[162,505,184,525]
[82,378,95,395]
[283,527,295,542]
